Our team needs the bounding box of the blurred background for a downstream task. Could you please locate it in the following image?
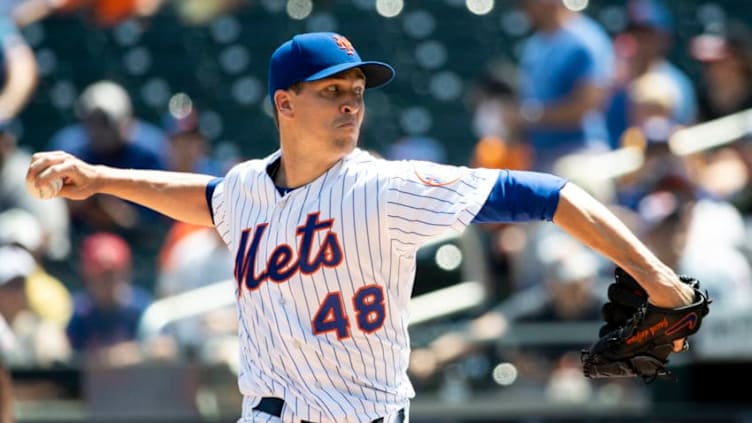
[2,0,752,421]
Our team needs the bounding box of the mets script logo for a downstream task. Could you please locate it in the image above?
[625,312,699,345]
[234,212,343,293]
[626,318,668,345]
[333,35,354,55]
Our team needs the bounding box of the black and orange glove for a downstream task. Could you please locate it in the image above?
[581,267,710,382]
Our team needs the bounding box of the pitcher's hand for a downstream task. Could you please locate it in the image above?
[26,151,101,200]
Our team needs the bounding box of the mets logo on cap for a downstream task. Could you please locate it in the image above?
[333,35,355,55]
[413,161,465,186]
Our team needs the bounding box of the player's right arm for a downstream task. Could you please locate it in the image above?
[26,151,216,226]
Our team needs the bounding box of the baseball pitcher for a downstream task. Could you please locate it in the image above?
[26,32,706,423]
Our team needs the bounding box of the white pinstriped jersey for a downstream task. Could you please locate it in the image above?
[210,148,498,422]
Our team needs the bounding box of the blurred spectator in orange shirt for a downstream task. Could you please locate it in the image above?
[468,65,531,171]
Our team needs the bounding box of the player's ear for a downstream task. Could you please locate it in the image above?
[275,90,294,118]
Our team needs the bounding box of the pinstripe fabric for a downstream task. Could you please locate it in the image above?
[213,149,497,423]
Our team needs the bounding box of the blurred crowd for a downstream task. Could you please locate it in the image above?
[2,0,752,418]
[406,0,752,408]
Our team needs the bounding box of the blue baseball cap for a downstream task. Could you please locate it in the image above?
[268,32,395,107]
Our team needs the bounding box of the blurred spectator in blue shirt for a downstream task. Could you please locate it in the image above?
[606,0,697,147]
[66,232,152,354]
[516,0,615,172]
[49,81,168,231]
[154,93,225,291]
[162,93,222,176]
[0,1,22,16]
[49,80,167,166]
[628,0,697,124]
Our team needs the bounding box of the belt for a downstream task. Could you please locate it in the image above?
[252,397,404,423]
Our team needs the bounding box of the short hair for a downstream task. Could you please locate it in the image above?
[272,82,304,128]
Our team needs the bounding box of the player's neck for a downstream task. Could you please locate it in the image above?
[276,148,346,188]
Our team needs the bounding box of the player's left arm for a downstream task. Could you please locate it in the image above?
[552,182,694,310]
[472,172,700,361]
[472,172,694,310]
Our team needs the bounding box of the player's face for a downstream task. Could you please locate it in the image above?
[292,69,366,151]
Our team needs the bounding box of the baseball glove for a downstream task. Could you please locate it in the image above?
[581,267,710,383]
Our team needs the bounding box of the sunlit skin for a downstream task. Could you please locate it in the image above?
[273,68,366,189]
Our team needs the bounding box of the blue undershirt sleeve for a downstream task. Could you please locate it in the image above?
[472,170,567,223]
[205,177,223,225]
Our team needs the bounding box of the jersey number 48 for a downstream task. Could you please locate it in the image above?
[312,284,386,339]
